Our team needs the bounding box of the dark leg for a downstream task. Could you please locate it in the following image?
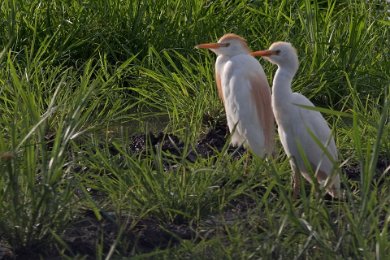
[290,158,300,199]
[243,151,251,176]
[292,170,300,199]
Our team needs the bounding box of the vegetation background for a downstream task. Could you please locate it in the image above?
[0,0,389,258]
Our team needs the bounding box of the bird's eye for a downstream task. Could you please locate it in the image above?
[275,50,281,55]
[222,43,230,47]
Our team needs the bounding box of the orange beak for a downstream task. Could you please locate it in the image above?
[195,42,229,49]
[251,50,278,57]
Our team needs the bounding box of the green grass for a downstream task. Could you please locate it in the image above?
[0,0,389,258]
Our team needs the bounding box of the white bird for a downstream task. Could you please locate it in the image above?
[251,42,340,198]
[196,33,274,158]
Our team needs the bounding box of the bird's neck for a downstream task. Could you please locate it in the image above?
[272,67,295,100]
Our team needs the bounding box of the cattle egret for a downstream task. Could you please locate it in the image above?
[252,42,340,198]
[195,34,274,158]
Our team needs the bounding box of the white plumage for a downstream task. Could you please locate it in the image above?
[196,34,274,157]
[252,42,341,197]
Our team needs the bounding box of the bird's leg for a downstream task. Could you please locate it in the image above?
[290,158,300,199]
[292,170,300,199]
[243,151,250,176]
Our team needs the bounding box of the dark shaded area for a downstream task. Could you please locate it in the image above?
[61,211,195,258]
[60,195,260,258]
[127,119,246,163]
[342,156,389,181]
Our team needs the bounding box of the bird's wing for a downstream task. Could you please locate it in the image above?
[249,73,274,154]
[290,93,338,180]
[215,71,224,103]
[225,55,274,155]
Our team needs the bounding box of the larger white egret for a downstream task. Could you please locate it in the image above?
[195,33,275,158]
[252,42,340,197]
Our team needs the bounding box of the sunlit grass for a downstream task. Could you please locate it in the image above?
[0,0,389,258]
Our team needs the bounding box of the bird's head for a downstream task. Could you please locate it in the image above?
[195,33,250,57]
[251,42,299,73]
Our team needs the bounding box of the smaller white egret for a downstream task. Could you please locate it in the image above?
[196,34,275,158]
[252,42,340,198]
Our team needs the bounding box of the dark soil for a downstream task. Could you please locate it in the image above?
[60,211,195,258]
[127,119,245,161]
